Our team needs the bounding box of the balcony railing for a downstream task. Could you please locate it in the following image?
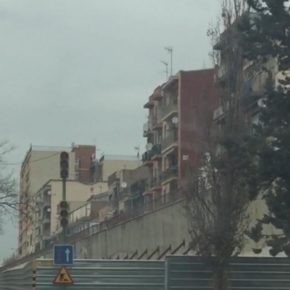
[216,63,227,81]
[142,151,153,163]
[151,144,161,157]
[152,114,161,129]
[161,132,178,151]
[160,102,177,120]
[143,121,153,137]
[160,165,178,183]
[151,176,161,188]
[143,176,161,193]
[43,198,51,207]
[142,144,161,163]
[42,214,50,224]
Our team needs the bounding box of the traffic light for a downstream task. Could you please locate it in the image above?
[59,200,69,228]
[60,151,69,179]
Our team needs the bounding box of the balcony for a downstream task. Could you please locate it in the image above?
[142,144,161,165]
[42,214,51,224]
[160,102,177,121]
[152,114,162,130]
[213,106,224,121]
[160,165,178,184]
[151,144,161,160]
[161,132,178,152]
[143,100,154,109]
[130,180,146,196]
[151,176,162,190]
[142,151,154,166]
[216,63,227,82]
[143,177,162,195]
[43,197,51,207]
[143,121,152,137]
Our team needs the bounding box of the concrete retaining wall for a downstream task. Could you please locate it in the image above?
[74,199,191,259]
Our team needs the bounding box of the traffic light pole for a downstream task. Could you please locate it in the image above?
[62,178,66,201]
[60,151,69,242]
[62,178,67,242]
[59,152,71,290]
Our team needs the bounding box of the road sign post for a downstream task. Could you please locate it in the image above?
[54,244,74,265]
[53,266,73,285]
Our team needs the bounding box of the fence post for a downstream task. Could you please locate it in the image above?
[164,257,169,290]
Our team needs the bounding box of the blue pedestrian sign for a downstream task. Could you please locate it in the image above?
[53,244,74,265]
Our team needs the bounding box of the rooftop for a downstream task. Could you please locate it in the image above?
[99,154,140,162]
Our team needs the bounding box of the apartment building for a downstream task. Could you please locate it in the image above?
[19,147,142,257]
[72,144,96,183]
[143,69,217,204]
[18,144,96,256]
[68,192,111,236]
[34,180,107,251]
[108,166,150,215]
[93,154,142,182]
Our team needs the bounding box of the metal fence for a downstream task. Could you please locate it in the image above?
[0,259,165,290]
[166,256,290,290]
[0,261,32,290]
[3,256,290,290]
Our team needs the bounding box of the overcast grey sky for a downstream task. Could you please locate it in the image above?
[0,0,220,261]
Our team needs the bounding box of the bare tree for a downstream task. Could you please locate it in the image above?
[184,1,257,290]
[0,141,17,232]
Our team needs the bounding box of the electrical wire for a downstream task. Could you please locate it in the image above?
[2,152,60,166]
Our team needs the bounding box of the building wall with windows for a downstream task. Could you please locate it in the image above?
[95,155,142,182]
[108,166,150,215]
[34,179,108,251]
[19,146,74,257]
[143,69,217,205]
[19,144,98,257]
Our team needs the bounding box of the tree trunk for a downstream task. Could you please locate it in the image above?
[213,265,229,290]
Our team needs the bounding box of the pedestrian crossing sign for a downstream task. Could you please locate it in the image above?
[53,266,73,285]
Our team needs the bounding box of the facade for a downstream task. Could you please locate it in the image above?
[93,155,142,182]
[33,179,108,251]
[108,166,150,215]
[143,69,217,205]
[18,144,96,257]
[68,192,111,236]
[18,146,142,257]
[72,144,96,183]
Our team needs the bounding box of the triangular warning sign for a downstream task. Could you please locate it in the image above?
[53,266,73,285]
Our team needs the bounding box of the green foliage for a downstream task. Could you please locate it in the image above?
[242,0,290,256]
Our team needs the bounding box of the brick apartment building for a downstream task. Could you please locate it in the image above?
[142,69,217,205]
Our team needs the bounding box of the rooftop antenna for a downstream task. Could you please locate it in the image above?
[161,60,169,79]
[165,46,173,76]
[134,146,140,160]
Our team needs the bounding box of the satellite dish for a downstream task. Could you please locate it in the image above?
[146,143,153,150]
[257,98,266,108]
[172,116,178,124]
[121,182,127,189]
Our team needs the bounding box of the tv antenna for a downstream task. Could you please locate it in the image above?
[161,60,169,79]
[165,46,173,76]
[134,146,140,159]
